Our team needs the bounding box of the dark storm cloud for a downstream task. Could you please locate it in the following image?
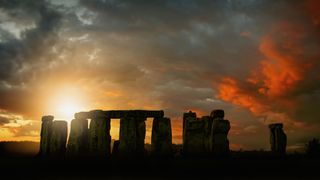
[0,0,61,114]
[71,0,274,110]
[0,0,60,80]
[73,0,320,147]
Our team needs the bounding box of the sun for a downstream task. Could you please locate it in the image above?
[57,101,80,121]
[46,86,87,122]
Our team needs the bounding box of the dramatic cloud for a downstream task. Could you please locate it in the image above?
[0,0,319,149]
[218,1,320,125]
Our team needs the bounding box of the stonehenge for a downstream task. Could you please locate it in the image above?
[210,109,230,156]
[39,115,54,156]
[50,121,68,157]
[269,123,287,155]
[39,116,68,157]
[67,117,88,156]
[88,110,111,157]
[38,108,287,158]
[183,111,206,155]
[112,140,120,156]
[39,110,171,158]
[118,116,146,156]
[182,110,230,156]
[151,117,172,156]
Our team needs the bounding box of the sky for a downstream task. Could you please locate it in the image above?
[0,0,320,151]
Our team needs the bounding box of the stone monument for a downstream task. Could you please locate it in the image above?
[151,117,172,156]
[210,109,230,156]
[49,120,68,157]
[269,123,287,155]
[39,115,54,156]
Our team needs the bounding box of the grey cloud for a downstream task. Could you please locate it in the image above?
[0,0,62,116]
[0,116,10,125]
[0,0,61,81]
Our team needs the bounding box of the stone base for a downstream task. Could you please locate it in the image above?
[151,117,172,156]
[49,121,68,157]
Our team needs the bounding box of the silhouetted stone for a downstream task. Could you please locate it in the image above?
[39,115,54,156]
[269,123,287,155]
[182,111,197,149]
[136,118,146,155]
[210,109,225,118]
[151,117,172,156]
[119,117,137,156]
[80,110,164,119]
[201,116,213,153]
[88,110,111,157]
[112,140,120,156]
[183,111,205,155]
[118,117,146,157]
[211,117,230,156]
[49,120,68,157]
[67,118,88,157]
[75,111,89,119]
[104,110,164,118]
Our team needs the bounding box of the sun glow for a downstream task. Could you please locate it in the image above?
[46,86,88,122]
[56,101,81,121]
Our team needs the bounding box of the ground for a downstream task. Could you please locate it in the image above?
[0,142,319,179]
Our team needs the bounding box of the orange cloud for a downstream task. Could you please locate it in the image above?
[306,0,320,26]
[217,18,318,126]
[257,23,310,97]
[218,77,266,114]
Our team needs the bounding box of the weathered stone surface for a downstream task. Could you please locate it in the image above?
[269,123,287,154]
[201,116,213,153]
[118,117,137,156]
[151,117,172,156]
[210,109,225,118]
[136,119,146,154]
[112,140,120,156]
[74,112,89,119]
[88,110,111,157]
[182,111,197,147]
[183,111,206,155]
[211,118,230,156]
[39,115,54,156]
[106,110,164,118]
[85,110,164,119]
[118,117,146,156]
[67,118,88,156]
[269,123,283,129]
[49,120,68,157]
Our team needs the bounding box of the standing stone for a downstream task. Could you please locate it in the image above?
[136,118,146,155]
[119,117,137,156]
[183,111,205,155]
[201,116,213,153]
[67,117,88,157]
[269,123,287,155]
[112,140,120,156]
[183,111,197,142]
[88,110,111,157]
[210,109,225,119]
[151,117,172,156]
[210,110,230,156]
[49,121,68,157]
[39,115,54,156]
[118,117,146,156]
[183,111,196,152]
